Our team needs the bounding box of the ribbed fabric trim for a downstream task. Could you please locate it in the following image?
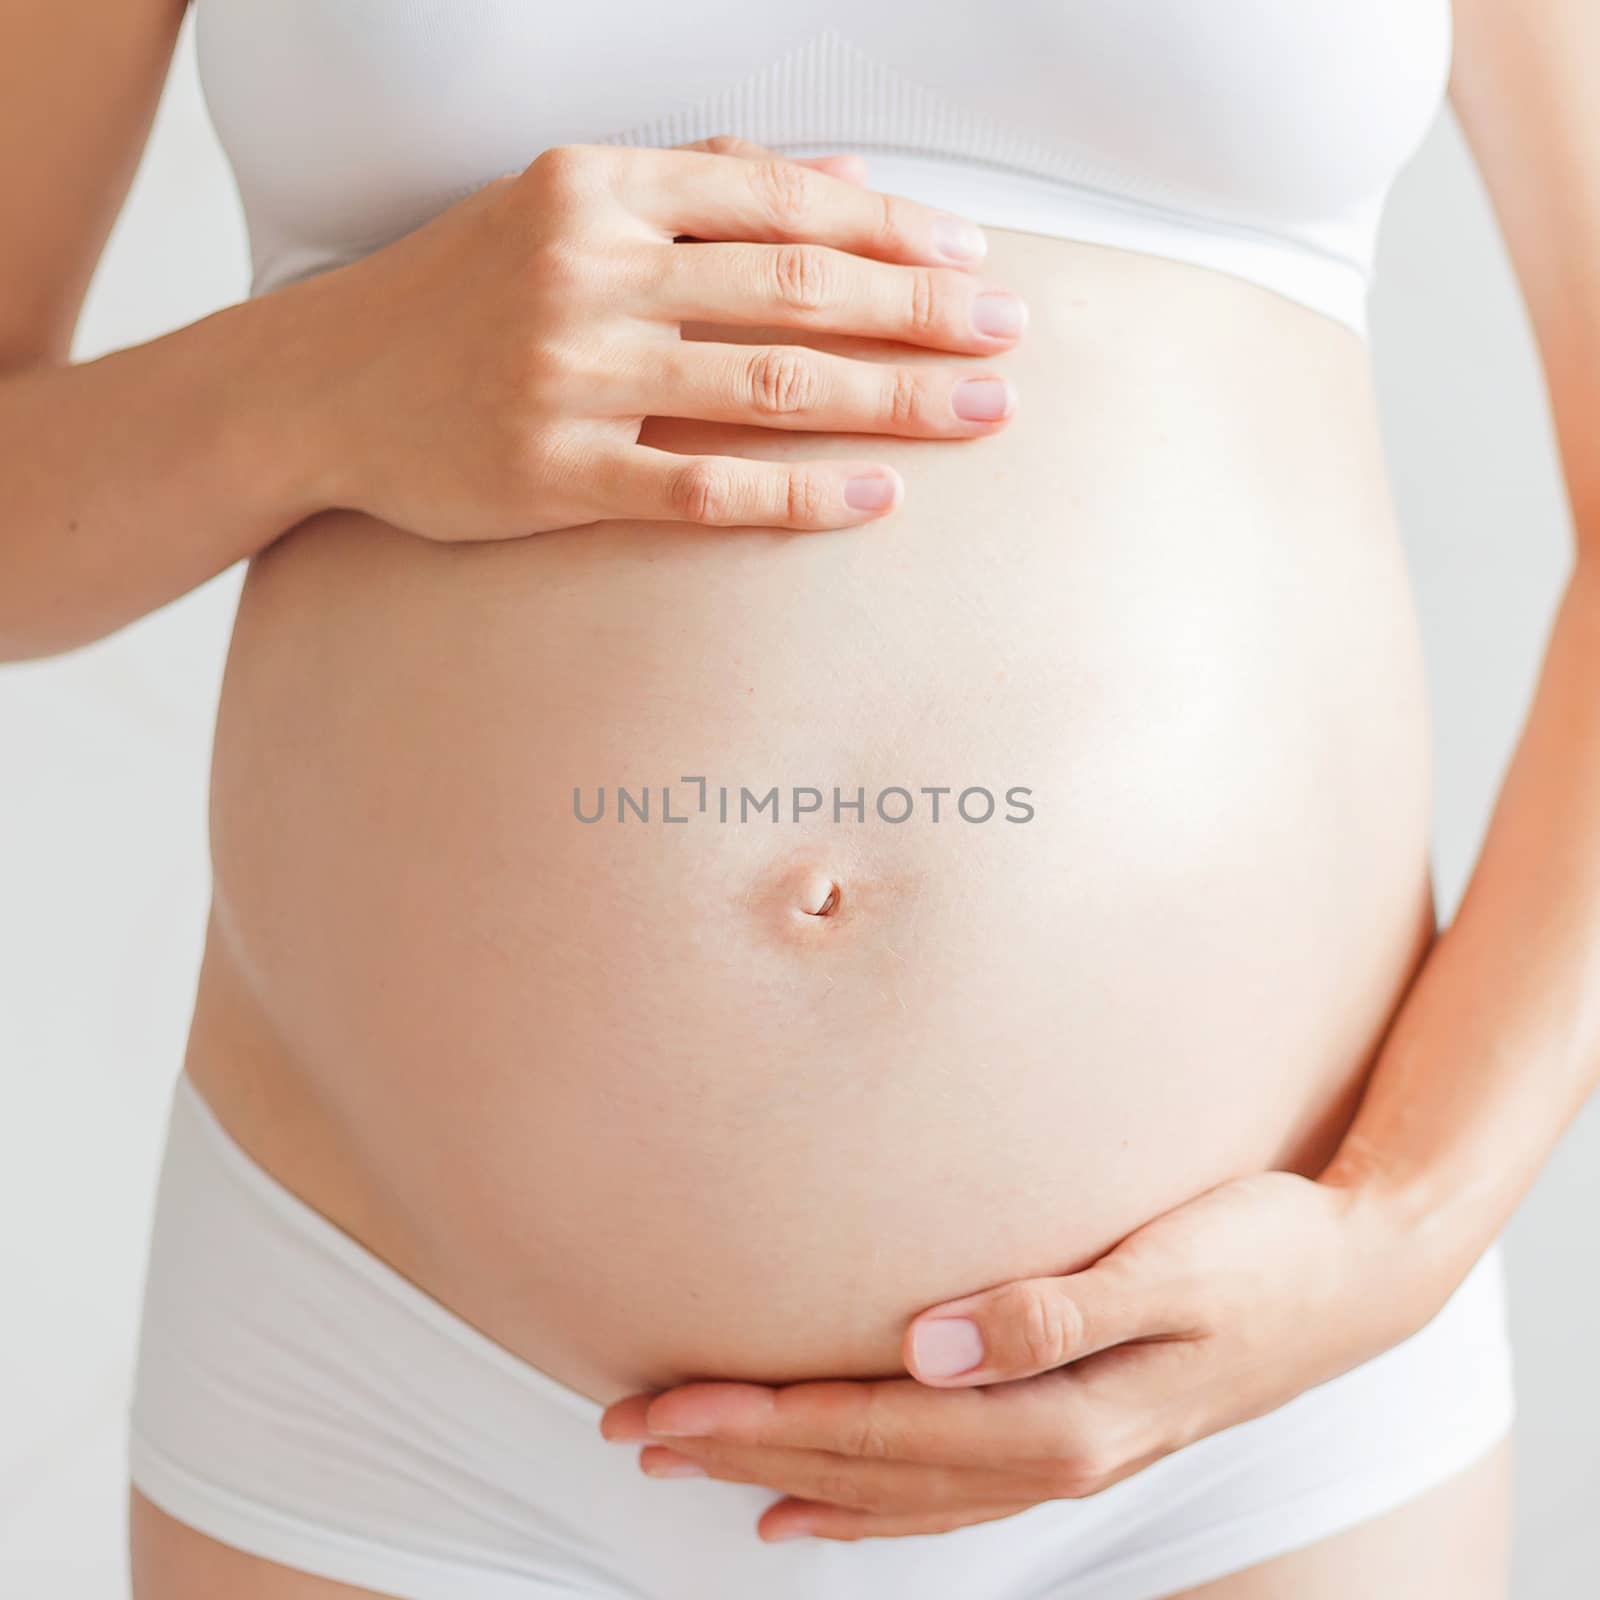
[242,23,1380,333]
[597,27,1077,186]
[584,25,1373,334]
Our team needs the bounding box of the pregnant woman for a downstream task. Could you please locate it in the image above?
[6,0,1600,1595]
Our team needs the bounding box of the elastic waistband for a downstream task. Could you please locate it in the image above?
[772,146,1372,337]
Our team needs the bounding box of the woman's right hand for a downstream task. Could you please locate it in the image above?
[300,136,1028,541]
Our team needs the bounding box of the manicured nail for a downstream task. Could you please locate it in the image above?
[642,1452,707,1478]
[933,214,988,262]
[952,378,1015,422]
[971,292,1027,339]
[911,1317,985,1378]
[844,471,899,511]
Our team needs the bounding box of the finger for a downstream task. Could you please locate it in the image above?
[593,443,904,531]
[635,1439,1039,1517]
[645,242,1027,353]
[625,340,1016,437]
[905,1255,1198,1386]
[610,144,990,268]
[597,1391,661,1442]
[757,1495,1042,1544]
[640,1371,1085,1468]
[806,153,870,186]
[669,137,869,188]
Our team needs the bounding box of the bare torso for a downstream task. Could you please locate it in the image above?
[184,224,1434,1406]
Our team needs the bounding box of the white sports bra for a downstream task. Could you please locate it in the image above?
[193,1,1454,339]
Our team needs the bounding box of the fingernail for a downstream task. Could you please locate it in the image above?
[911,1317,985,1378]
[971,292,1027,339]
[933,214,987,262]
[764,1525,812,1543]
[844,471,898,511]
[952,378,1015,423]
[642,1452,707,1478]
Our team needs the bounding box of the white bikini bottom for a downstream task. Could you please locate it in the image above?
[129,1071,1516,1599]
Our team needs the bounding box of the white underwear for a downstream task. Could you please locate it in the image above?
[129,1072,1515,1599]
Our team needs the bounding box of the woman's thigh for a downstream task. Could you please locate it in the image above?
[129,1490,390,1600]
[1166,1435,1514,1600]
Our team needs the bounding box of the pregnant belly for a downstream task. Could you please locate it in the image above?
[189,228,1437,1405]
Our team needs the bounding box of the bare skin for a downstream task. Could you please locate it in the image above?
[12,0,1597,1593]
[186,222,1433,1407]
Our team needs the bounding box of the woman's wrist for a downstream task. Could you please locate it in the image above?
[201,268,364,529]
[1317,1124,1508,1326]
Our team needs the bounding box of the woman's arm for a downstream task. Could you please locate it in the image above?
[1,272,342,663]
[1317,0,1600,1270]
[2,2,1027,664]
[0,0,330,660]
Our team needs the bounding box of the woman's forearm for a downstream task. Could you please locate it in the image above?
[1322,555,1600,1284]
[0,276,340,662]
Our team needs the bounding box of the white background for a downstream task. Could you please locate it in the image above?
[2,13,1596,1595]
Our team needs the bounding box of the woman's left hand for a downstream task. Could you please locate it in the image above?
[598,1168,1451,1542]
